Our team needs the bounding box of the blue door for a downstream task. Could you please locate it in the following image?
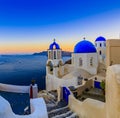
[94,81,101,89]
[63,87,70,104]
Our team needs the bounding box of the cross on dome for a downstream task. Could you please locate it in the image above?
[49,38,60,50]
[83,37,86,40]
[53,38,56,42]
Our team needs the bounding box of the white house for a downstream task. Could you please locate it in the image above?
[46,37,106,91]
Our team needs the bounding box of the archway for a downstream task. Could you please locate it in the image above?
[47,61,53,74]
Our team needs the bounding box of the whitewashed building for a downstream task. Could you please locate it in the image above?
[72,39,98,75]
[46,37,106,91]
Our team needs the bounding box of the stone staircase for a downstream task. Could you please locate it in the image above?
[48,106,79,118]
[47,100,79,118]
[43,90,79,118]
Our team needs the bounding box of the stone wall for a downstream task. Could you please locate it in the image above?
[75,79,93,97]
[106,65,120,118]
[106,39,120,67]
[68,65,120,118]
[68,95,105,118]
[46,73,78,91]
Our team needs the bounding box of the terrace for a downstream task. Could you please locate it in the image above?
[0,91,30,115]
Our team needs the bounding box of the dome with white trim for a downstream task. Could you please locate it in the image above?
[74,39,97,53]
[49,39,60,50]
[95,36,106,42]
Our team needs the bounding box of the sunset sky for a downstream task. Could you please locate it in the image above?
[0,0,120,54]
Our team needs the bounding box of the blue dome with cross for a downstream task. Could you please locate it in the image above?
[95,36,106,42]
[74,39,97,53]
[49,39,60,50]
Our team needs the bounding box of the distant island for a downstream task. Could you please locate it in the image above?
[33,51,72,56]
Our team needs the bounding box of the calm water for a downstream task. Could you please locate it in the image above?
[0,55,70,90]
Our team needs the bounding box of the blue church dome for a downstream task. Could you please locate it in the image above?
[74,40,97,53]
[49,40,60,50]
[95,36,106,42]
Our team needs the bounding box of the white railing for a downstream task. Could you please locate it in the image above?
[0,83,30,93]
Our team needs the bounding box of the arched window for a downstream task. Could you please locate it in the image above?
[47,61,53,74]
[54,51,56,59]
[57,51,61,59]
[49,62,53,71]
[51,51,53,59]
[104,42,106,47]
[100,43,102,47]
[79,58,82,66]
[90,57,93,66]
[95,43,97,47]
[99,50,102,55]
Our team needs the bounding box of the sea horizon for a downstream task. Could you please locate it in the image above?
[0,55,70,90]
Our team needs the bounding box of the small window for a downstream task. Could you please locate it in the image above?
[79,58,82,66]
[90,57,93,66]
[99,50,102,55]
[95,43,97,47]
[57,51,60,59]
[54,51,56,59]
[100,43,102,47]
[104,43,106,47]
[49,61,53,72]
[95,77,97,80]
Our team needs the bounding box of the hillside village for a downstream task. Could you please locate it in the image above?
[1,37,120,118]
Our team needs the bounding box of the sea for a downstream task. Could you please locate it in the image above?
[0,55,70,90]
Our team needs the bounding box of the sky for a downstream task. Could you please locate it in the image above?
[0,0,120,54]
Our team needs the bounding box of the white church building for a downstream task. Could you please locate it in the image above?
[95,36,106,63]
[46,37,106,91]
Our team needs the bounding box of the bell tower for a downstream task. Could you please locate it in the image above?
[95,36,106,63]
[46,39,63,77]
